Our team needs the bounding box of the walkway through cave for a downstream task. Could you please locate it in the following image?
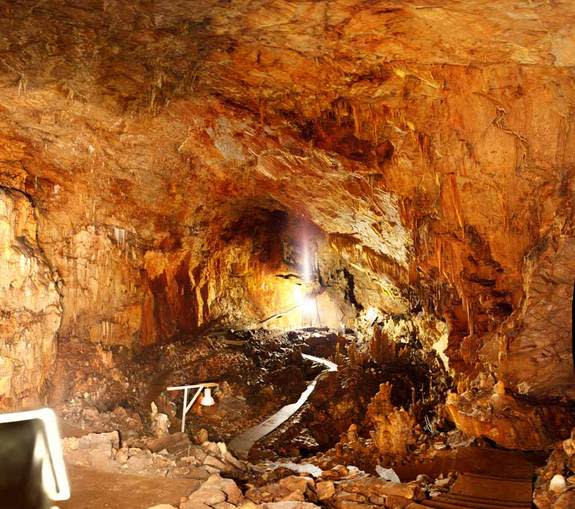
[228,353,338,459]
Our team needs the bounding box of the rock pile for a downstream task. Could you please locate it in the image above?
[62,429,454,509]
[242,463,427,509]
[146,465,428,509]
[63,431,247,480]
[180,473,244,509]
[60,403,144,437]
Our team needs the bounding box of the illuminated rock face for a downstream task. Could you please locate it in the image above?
[138,212,363,342]
[0,0,573,444]
[0,189,61,408]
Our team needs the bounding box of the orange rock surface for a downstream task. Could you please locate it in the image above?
[0,0,573,446]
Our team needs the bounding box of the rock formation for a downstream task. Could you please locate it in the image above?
[0,0,573,463]
[0,187,61,407]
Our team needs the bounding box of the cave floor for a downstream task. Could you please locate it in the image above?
[51,328,546,508]
[59,464,198,509]
[56,446,541,509]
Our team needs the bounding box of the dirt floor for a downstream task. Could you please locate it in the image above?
[55,446,544,509]
[59,465,197,509]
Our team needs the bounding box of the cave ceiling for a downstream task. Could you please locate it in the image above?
[0,0,574,398]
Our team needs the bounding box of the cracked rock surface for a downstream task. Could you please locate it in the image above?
[0,0,573,450]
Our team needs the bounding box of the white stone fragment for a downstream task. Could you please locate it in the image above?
[550,474,567,493]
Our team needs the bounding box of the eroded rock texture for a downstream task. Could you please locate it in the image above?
[0,188,61,407]
[0,0,573,445]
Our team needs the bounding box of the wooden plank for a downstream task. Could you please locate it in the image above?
[228,353,337,458]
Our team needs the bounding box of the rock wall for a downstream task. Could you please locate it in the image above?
[481,236,575,400]
[0,0,573,447]
[139,213,363,343]
[0,188,61,408]
[55,225,144,347]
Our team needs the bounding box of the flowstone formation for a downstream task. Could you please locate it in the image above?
[0,3,574,507]
[0,188,61,408]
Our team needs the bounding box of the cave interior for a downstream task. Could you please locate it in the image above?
[1,1,575,509]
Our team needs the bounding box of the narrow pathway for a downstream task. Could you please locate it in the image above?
[228,353,337,459]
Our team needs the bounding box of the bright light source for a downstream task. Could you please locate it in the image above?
[200,387,215,407]
[302,296,316,315]
[302,242,312,282]
[293,285,303,304]
[167,383,219,431]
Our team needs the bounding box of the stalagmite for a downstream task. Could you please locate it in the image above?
[0,1,573,508]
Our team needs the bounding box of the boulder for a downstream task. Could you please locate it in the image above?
[204,474,244,504]
[183,466,210,481]
[126,451,154,471]
[225,451,245,471]
[279,476,314,495]
[332,502,377,509]
[316,481,335,501]
[204,455,228,471]
[115,447,129,464]
[280,490,305,502]
[238,503,260,509]
[335,492,368,503]
[147,432,191,453]
[77,431,120,452]
[321,465,349,480]
[64,431,121,470]
[202,441,221,457]
[181,504,212,509]
[186,445,208,463]
[337,477,421,501]
[183,487,226,507]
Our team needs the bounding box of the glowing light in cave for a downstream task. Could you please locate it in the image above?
[302,242,312,282]
[293,284,303,304]
[200,387,215,407]
[291,285,318,326]
[302,296,317,316]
